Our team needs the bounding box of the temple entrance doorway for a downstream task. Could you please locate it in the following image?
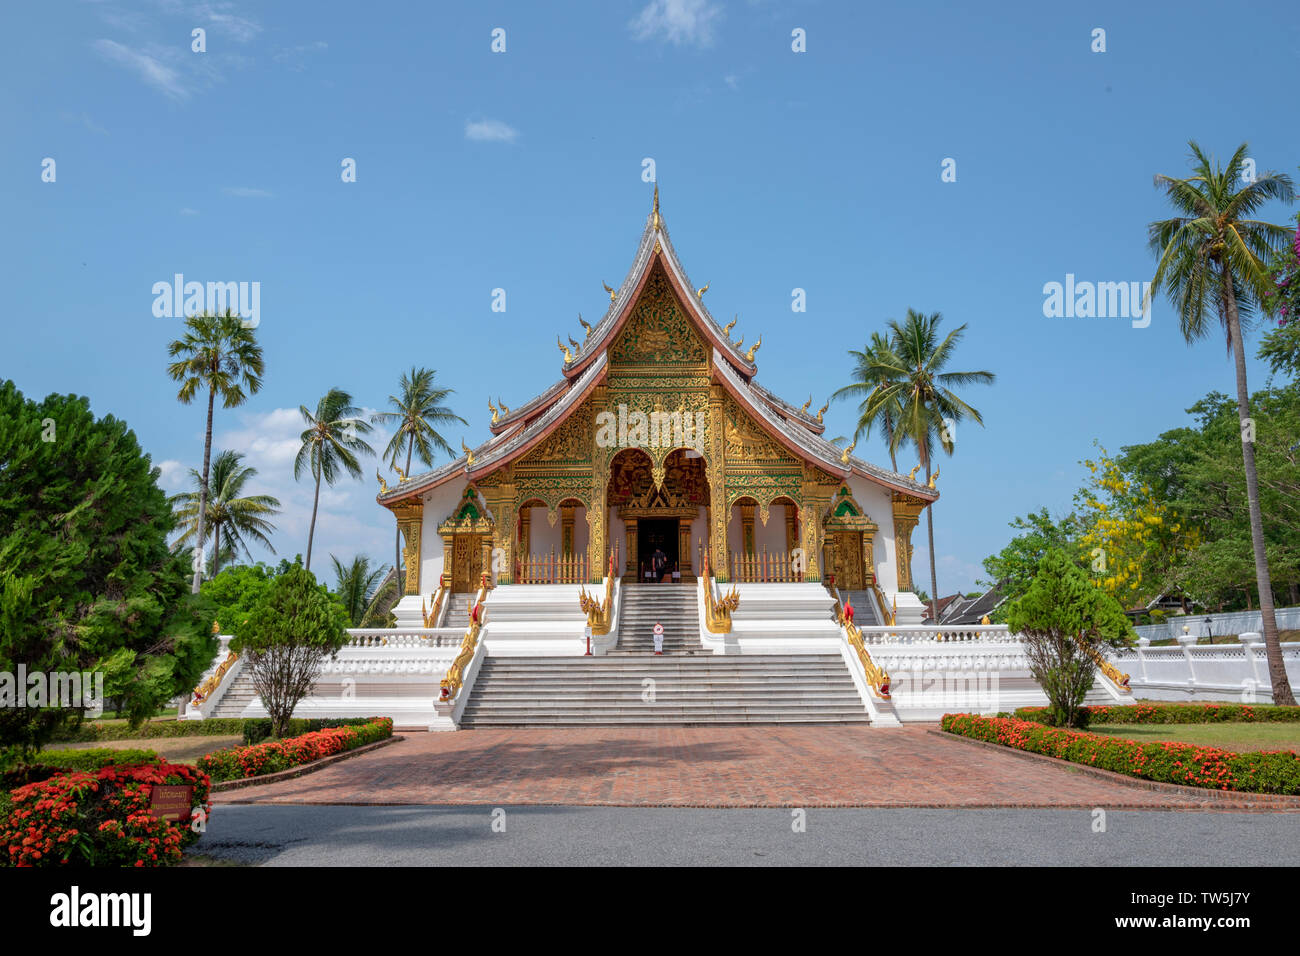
[637,518,678,582]
[451,533,483,592]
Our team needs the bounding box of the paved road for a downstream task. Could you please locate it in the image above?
[196,805,1300,866]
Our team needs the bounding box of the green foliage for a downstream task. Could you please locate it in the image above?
[170,449,280,576]
[981,509,1085,611]
[1014,703,1300,725]
[330,554,388,627]
[296,388,375,571]
[1005,550,1135,727]
[232,565,350,738]
[238,716,388,746]
[0,381,217,754]
[199,717,392,781]
[1,748,161,790]
[48,717,257,743]
[201,563,279,635]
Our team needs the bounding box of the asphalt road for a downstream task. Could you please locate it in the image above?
[194,805,1300,866]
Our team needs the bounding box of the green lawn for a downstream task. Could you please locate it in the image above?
[1088,722,1300,753]
[52,736,242,765]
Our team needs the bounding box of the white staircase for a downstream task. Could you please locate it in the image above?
[610,583,703,655]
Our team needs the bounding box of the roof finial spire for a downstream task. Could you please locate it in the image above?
[652,182,660,230]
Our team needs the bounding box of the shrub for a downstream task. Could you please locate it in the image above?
[198,717,392,782]
[1015,702,1300,725]
[942,713,1300,794]
[1,761,210,866]
[239,716,387,746]
[2,748,160,790]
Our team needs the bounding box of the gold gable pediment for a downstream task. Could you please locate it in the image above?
[610,267,707,368]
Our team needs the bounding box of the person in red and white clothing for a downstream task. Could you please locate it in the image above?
[653,621,664,655]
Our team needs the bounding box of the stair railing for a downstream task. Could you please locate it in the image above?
[834,592,891,699]
[439,581,491,702]
[577,549,617,635]
[701,554,739,633]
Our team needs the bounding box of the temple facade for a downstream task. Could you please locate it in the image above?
[377,188,938,625]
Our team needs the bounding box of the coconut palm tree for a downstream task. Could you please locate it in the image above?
[1150,140,1296,704]
[330,554,388,627]
[831,331,906,471]
[170,449,280,576]
[858,309,995,622]
[371,368,466,590]
[295,388,375,571]
[166,310,264,592]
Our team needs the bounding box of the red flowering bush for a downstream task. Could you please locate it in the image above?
[1014,703,1300,725]
[942,714,1300,794]
[197,717,392,782]
[1,761,210,867]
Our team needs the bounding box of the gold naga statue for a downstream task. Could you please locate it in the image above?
[815,399,829,423]
[497,397,510,416]
[907,464,922,481]
[602,280,616,302]
[578,313,593,339]
[557,335,573,362]
[723,315,737,336]
[840,441,856,464]
[696,282,709,300]
[928,467,940,489]
[375,469,389,493]
[800,395,812,414]
[488,398,499,424]
[461,439,475,466]
[745,335,762,361]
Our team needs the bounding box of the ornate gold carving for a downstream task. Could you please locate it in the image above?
[724,396,791,463]
[395,465,408,483]
[696,283,709,299]
[557,335,573,363]
[815,400,828,423]
[488,398,499,424]
[1083,642,1132,691]
[907,464,921,481]
[652,183,660,230]
[723,316,737,336]
[439,589,487,702]
[392,499,425,596]
[701,554,739,632]
[520,409,592,464]
[745,335,762,361]
[578,313,593,339]
[800,396,811,414]
[844,617,891,699]
[840,441,855,464]
[376,469,389,494]
[192,649,239,704]
[610,267,707,366]
[461,440,475,466]
[603,280,616,302]
[891,491,927,593]
[928,467,940,489]
[498,398,510,416]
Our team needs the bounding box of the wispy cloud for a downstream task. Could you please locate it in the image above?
[61,111,110,135]
[629,0,723,48]
[222,186,273,199]
[273,40,328,71]
[193,1,261,43]
[179,207,200,216]
[465,118,519,143]
[92,38,190,101]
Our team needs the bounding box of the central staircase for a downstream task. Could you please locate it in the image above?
[458,582,869,727]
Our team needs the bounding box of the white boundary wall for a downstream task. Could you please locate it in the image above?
[1134,607,1300,643]
[1114,634,1300,704]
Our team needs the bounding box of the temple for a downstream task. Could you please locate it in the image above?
[377,186,937,622]
[186,192,1127,729]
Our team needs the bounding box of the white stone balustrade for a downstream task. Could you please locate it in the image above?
[1114,635,1300,704]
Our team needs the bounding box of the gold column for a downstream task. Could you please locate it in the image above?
[587,386,609,583]
[480,477,516,585]
[560,503,576,556]
[625,518,638,576]
[392,500,424,596]
[799,468,833,583]
[707,383,728,581]
[519,508,531,564]
[785,506,798,555]
[439,532,455,591]
[678,519,692,574]
[863,531,877,586]
[891,492,926,592]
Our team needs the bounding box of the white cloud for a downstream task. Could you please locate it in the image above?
[464,118,519,143]
[160,407,402,579]
[179,207,200,215]
[92,39,190,101]
[629,0,723,48]
[273,40,328,71]
[222,186,274,198]
[193,1,261,43]
[724,74,739,90]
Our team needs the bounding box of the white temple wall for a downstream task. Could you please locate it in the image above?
[845,476,900,594]
[419,479,469,594]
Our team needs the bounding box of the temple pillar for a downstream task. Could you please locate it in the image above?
[561,503,575,556]
[439,532,454,591]
[480,477,515,585]
[678,518,692,574]
[891,492,927,593]
[391,500,424,596]
[625,518,638,576]
[740,503,755,556]
[707,383,728,581]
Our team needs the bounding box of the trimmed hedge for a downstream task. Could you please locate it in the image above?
[2,748,161,791]
[942,713,1300,794]
[238,717,390,746]
[1014,703,1300,725]
[2,761,210,866]
[48,715,383,745]
[197,717,394,782]
[50,718,258,743]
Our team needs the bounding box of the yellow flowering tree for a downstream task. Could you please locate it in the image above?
[1075,443,1195,607]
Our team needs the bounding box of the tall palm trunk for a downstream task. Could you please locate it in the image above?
[191,383,216,594]
[212,523,222,577]
[306,467,322,572]
[924,460,939,624]
[1224,280,1295,705]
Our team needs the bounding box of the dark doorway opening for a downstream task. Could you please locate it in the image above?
[637,519,679,582]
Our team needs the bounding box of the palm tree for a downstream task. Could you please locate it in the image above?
[831,331,906,471]
[167,310,264,592]
[170,450,281,576]
[1150,140,1296,704]
[858,309,995,621]
[295,388,375,571]
[371,368,466,590]
[330,554,388,627]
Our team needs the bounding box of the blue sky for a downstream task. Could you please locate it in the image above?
[3,0,1298,595]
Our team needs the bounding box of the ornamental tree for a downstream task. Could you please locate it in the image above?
[0,382,217,756]
[231,564,350,738]
[1005,549,1135,728]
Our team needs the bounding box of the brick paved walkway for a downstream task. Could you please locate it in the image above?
[210,726,1289,809]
